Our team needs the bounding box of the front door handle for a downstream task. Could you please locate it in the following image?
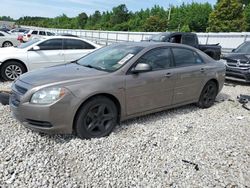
[164,72,172,78]
[200,68,206,72]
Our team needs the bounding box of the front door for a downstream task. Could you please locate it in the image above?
[125,47,175,115]
[27,39,64,70]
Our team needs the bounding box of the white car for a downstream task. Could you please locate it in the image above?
[0,31,19,47]
[0,36,101,81]
[21,30,55,42]
[9,28,28,35]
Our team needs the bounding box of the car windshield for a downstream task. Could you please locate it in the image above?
[150,33,169,42]
[18,39,40,49]
[234,42,250,53]
[77,44,144,72]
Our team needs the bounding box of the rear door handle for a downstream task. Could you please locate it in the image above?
[164,72,172,78]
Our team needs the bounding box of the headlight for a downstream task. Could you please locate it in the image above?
[30,87,67,104]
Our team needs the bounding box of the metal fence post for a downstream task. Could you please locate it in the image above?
[206,34,209,45]
[141,33,144,41]
[244,34,248,42]
[106,32,109,45]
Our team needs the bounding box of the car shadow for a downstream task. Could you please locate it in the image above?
[16,93,230,143]
[225,79,250,86]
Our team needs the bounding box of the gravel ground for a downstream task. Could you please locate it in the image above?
[0,81,249,187]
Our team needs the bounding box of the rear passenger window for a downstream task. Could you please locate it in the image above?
[31,31,38,35]
[39,31,46,36]
[64,39,95,50]
[172,48,203,67]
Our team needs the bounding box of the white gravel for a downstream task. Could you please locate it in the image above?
[0,81,249,187]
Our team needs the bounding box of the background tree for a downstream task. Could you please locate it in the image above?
[110,4,129,25]
[244,4,250,31]
[142,15,168,31]
[207,0,246,32]
[11,2,250,32]
[77,12,88,29]
[168,3,212,32]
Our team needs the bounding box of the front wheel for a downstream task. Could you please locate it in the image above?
[75,96,118,139]
[0,61,26,81]
[197,81,218,108]
[2,41,13,47]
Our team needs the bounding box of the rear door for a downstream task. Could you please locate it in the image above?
[125,47,176,115]
[63,39,96,63]
[27,38,64,70]
[171,47,207,104]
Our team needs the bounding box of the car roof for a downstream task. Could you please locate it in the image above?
[37,36,101,47]
[112,41,198,50]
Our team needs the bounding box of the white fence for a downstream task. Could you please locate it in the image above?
[23,26,250,52]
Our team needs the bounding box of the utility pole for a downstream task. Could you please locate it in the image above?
[167,4,172,31]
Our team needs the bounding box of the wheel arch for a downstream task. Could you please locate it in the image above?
[2,41,13,47]
[72,93,122,132]
[204,78,219,93]
[0,59,28,73]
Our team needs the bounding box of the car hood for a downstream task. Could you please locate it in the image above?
[0,47,23,54]
[223,53,250,63]
[19,63,109,86]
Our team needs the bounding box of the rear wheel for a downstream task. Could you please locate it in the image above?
[75,96,118,139]
[2,41,13,47]
[197,81,218,108]
[0,61,26,81]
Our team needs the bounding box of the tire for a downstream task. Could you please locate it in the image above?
[197,81,218,109]
[75,96,118,139]
[2,41,13,47]
[0,61,26,81]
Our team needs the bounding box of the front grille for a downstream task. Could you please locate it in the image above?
[226,73,246,80]
[10,92,20,107]
[15,84,28,95]
[26,119,53,128]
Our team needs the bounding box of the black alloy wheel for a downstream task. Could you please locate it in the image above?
[75,96,118,139]
[197,81,218,108]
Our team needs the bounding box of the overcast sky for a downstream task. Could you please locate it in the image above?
[0,0,216,19]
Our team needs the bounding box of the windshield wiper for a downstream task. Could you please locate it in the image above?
[83,64,95,68]
[81,64,107,71]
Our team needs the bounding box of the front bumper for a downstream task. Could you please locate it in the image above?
[226,66,250,83]
[10,87,78,134]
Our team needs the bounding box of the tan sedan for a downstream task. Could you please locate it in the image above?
[10,42,226,139]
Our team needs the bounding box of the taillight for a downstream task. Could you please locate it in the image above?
[17,35,23,40]
[27,34,31,37]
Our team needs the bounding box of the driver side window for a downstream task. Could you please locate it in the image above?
[38,39,63,50]
[136,48,172,71]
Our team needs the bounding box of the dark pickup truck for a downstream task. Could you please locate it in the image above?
[148,32,221,60]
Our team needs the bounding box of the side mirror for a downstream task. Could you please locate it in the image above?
[32,46,40,51]
[131,63,152,74]
[232,49,235,52]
